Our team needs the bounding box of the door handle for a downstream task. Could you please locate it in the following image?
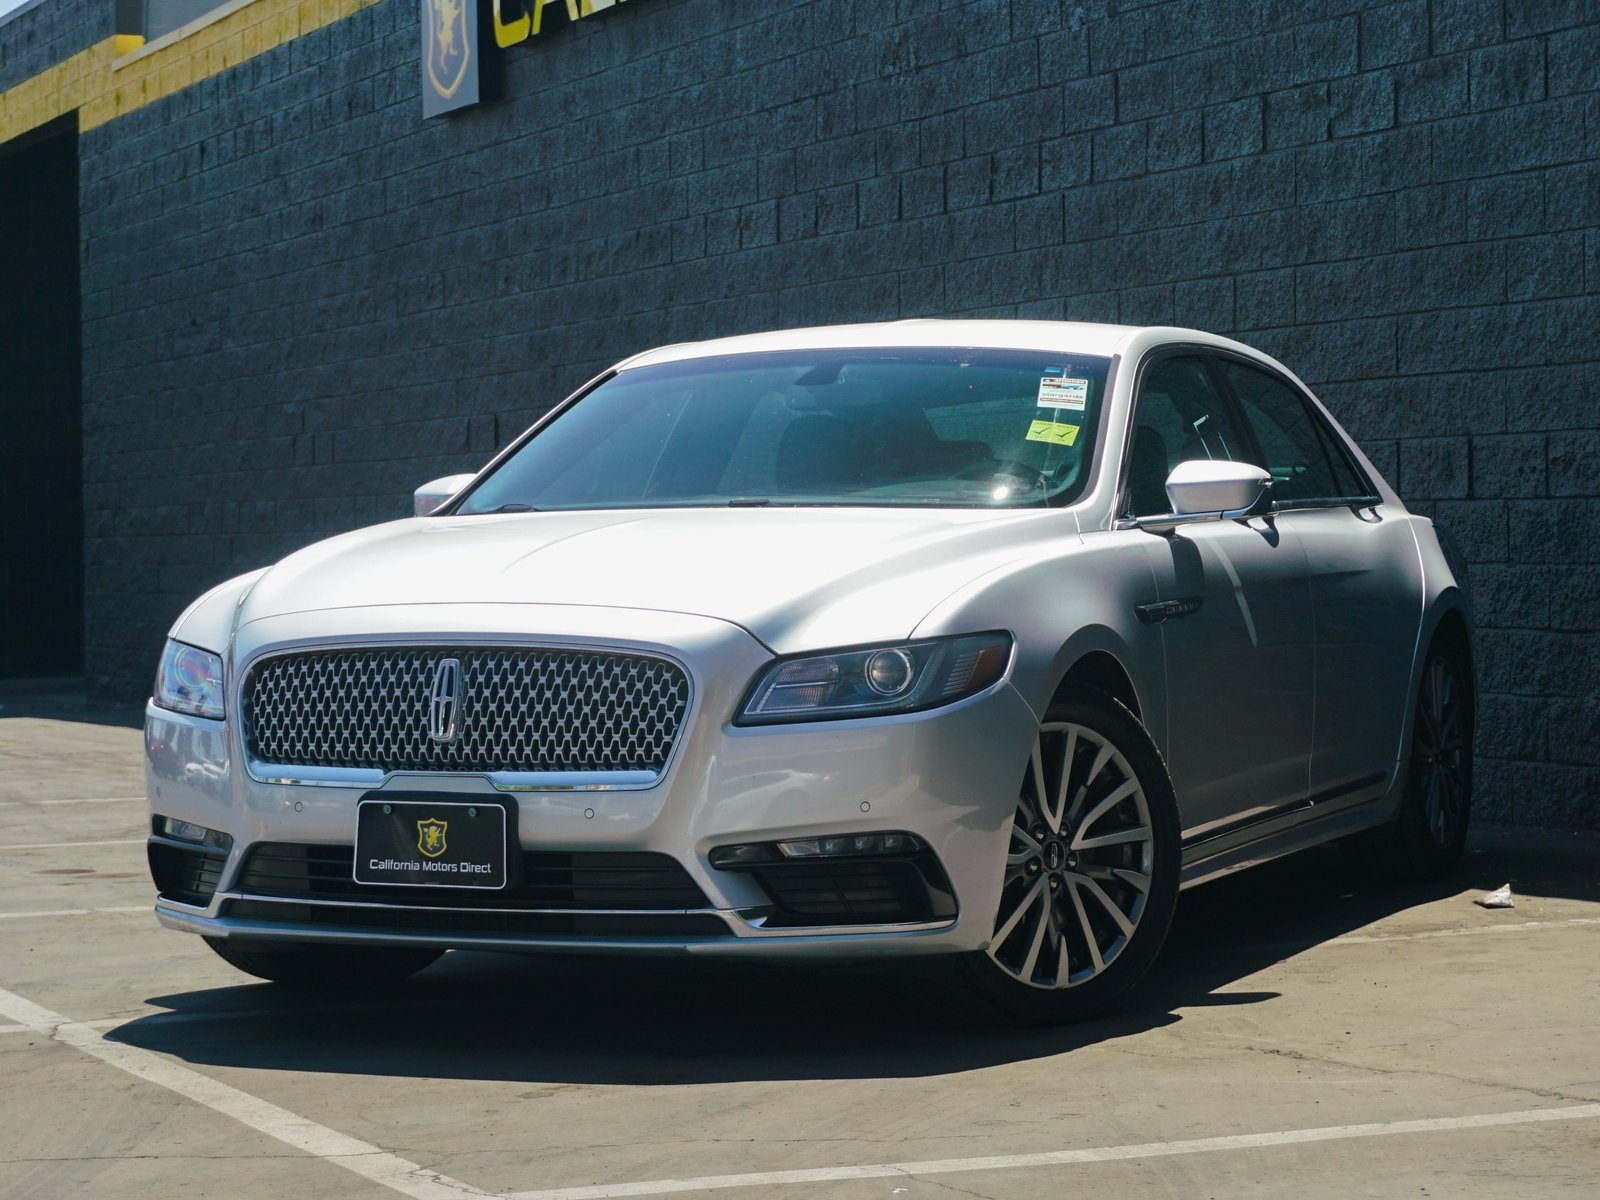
[1135,597,1204,625]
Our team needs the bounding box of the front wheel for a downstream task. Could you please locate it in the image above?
[204,937,444,987]
[956,684,1181,1024]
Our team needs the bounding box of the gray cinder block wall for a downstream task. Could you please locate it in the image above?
[48,0,1600,827]
[0,0,110,93]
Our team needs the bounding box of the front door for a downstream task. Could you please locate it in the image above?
[1124,353,1316,842]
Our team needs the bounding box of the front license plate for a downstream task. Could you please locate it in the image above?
[354,800,508,889]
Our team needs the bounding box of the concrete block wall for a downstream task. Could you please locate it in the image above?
[59,0,1600,826]
[0,0,110,94]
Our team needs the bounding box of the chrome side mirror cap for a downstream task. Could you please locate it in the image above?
[1166,459,1272,516]
[414,474,477,517]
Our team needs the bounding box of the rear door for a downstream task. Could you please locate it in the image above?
[1210,355,1422,808]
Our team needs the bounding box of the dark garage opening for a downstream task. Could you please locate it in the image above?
[0,117,83,679]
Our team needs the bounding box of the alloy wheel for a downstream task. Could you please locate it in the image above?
[1415,654,1468,850]
[987,721,1154,989]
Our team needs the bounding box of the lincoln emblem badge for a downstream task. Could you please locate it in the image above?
[428,657,463,743]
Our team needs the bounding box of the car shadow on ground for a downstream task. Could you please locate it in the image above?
[110,827,1598,1085]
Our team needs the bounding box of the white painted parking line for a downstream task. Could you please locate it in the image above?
[502,1103,1600,1200]
[42,795,143,805]
[0,984,489,1199]
[2,838,145,851]
[0,906,149,921]
[0,796,144,808]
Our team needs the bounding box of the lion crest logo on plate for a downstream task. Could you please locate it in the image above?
[424,0,471,103]
[417,818,449,859]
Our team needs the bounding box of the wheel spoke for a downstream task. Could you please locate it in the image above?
[1072,872,1135,938]
[1073,823,1150,852]
[1066,877,1105,975]
[1029,742,1053,832]
[1007,826,1042,867]
[1065,742,1114,830]
[1051,727,1079,833]
[1424,768,1444,843]
[992,875,1046,947]
[1113,867,1151,893]
[1072,778,1137,843]
[1086,864,1151,894]
[1019,897,1050,982]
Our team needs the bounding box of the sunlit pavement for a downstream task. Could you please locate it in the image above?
[2,693,1597,1200]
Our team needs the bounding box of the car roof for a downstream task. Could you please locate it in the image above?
[616,320,1259,370]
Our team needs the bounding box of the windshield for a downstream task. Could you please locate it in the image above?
[459,347,1112,513]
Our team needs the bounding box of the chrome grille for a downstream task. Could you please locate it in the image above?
[243,647,690,775]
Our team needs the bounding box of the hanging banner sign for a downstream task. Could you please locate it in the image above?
[421,0,481,117]
[492,0,631,49]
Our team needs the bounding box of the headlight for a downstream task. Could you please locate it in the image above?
[153,640,225,720]
[737,632,1012,725]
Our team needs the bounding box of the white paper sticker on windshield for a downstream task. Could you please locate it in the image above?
[1037,376,1089,410]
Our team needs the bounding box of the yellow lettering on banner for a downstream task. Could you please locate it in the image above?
[530,0,579,34]
[1025,420,1080,447]
[494,0,624,46]
[493,0,531,47]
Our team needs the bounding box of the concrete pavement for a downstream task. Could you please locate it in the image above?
[1,699,1596,1199]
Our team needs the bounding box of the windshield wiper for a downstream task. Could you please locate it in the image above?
[491,503,539,513]
[727,498,771,507]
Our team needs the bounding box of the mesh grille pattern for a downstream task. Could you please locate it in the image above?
[243,647,689,774]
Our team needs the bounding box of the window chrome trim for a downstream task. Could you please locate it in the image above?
[1269,496,1383,512]
[235,636,695,792]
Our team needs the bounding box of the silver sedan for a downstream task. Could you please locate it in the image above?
[145,321,1474,1023]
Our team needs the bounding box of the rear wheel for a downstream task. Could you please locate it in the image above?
[1348,641,1473,881]
[204,938,443,987]
[956,684,1181,1024]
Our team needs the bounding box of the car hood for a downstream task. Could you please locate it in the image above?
[236,507,1075,651]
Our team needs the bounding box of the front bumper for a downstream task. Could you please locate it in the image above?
[146,605,1038,960]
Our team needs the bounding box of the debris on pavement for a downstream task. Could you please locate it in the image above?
[1477,883,1515,909]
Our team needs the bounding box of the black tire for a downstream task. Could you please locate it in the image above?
[954,684,1181,1025]
[204,937,444,987]
[1346,641,1474,882]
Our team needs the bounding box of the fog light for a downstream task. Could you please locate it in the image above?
[711,832,925,870]
[708,843,777,868]
[158,817,233,852]
[776,832,922,858]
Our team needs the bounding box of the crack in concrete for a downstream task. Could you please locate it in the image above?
[1245,1043,1600,1107]
[922,1176,1000,1200]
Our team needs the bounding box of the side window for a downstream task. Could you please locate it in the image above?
[1125,355,1250,516]
[1217,360,1366,503]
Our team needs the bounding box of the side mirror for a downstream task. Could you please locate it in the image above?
[1119,459,1273,534]
[1166,459,1272,516]
[414,474,477,517]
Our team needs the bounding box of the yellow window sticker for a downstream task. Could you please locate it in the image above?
[1026,420,1080,446]
[1037,376,1089,410]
